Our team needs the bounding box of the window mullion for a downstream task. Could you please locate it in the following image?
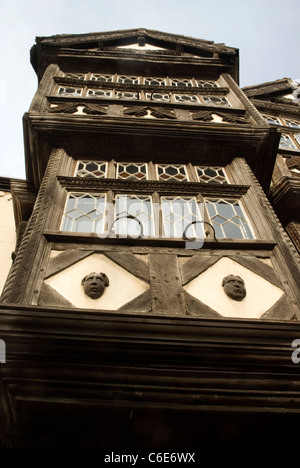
[106,160,116,179]
[106,190,115,235]
[147,162,156,180]
[187,163,197,182]
[196,193,209,239]
[152,191,160,238]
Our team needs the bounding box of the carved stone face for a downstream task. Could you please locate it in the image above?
[81,272,109,299]
[222,275,246,302]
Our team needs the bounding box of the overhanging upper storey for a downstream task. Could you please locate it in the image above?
[30,28,240,83]
[25,28,279,194]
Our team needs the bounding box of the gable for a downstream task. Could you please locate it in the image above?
[35,28,238,59]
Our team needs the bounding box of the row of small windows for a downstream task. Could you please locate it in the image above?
[57,86,230,107]
[61,192,254,241]
[64,73,218,88]
[75,161,229,184]
[264,115,300,150]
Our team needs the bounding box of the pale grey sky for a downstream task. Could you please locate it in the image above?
[0,0,299,179]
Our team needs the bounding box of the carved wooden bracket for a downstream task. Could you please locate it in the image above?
[48,102,108,115]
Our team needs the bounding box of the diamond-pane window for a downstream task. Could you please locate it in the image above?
[280,134,297,149]
[117,91,139,100]
[91,74,113,82]
[196,80,217,88]
[114,195,154,238]
[196,166,228,184]
[61,193,106,233]
[174,94,199,104]
[205,198,254,239]
[65,73,86,80]
[171,78,193,87]
[75,161,107,178]
[87,89,112,98]
[117,75,139,85]
[57,86,82,96]
[161,196,204,239]
[156,164,189,181]
[146,92,170,102]
[203,96,230,106]
[117,163,147,180]
[263,115,282,126]
[284,119,300,129]
[144,77,166,86]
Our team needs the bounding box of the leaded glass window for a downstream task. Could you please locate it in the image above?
[196,167,228,184]
[156,164,189,181]
[114,195,154,238]
[203,96,230,107]
[87,89,112,98]
[117,75,139,85]
[174,94,199,104]
[116,91,139,100]
[116,162,148,180]
[57,86,82,97]
[90,74,113,82]
[280,134,297,149]
[284,119,300,129]
[161,196,203,239]
[264,115,282,126]
[65,73,86,80]
[144,77,166,86]
[205,198,254,239]
[145,92,170,102]
[61,193,106,233]
[75,161,107,178]
[196,80,217,88]
[170,78,193,87]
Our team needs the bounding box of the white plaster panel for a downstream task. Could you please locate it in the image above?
[183,257,284,319]
[258,258,273,268]
[50,250,64,259]
[45,253,149,310]
[211,113,224,123]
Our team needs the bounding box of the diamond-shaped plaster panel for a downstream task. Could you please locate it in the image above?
[183,257,284,319]
[45,253,149,310]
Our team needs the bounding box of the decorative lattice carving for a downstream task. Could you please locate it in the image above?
[82,104,108,115]
[48,103,108,115]
[123,106,177,119]
[48,103,79,114]
[123,106,148,117]
[150,107,176,119]
[191,110,213,121]
[191,110,247,124]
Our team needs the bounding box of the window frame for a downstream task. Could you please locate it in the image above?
[73,161,231,184]
[263,114,300,150]
[54,74,233,108]
[75,160,108,178]
[204,197,255,240]
[59,181,254,242]
[116,162,149,181]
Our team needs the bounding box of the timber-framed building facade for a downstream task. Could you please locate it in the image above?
[0,28,300,448]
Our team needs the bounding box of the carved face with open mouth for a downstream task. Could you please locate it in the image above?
[81,272,109,299]
[222,275,246,302]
